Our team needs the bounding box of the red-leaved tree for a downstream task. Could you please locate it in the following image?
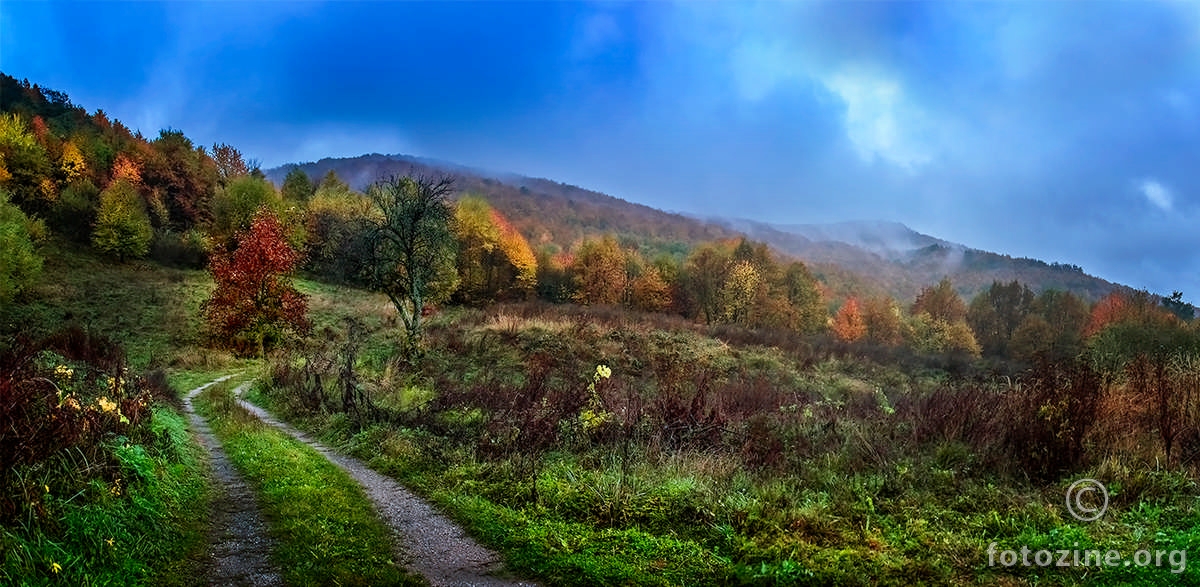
[202,210,310,356]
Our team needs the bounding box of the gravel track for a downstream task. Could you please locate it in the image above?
[230,381,537,587]
[183,376,285,587]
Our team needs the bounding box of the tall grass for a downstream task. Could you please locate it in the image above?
[1,325,212,586]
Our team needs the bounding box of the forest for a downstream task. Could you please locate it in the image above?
[3,73,1200,585]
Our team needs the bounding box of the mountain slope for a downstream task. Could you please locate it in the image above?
[266,154,737,259]
[719,218,1124,303]
[268,154,1126,303]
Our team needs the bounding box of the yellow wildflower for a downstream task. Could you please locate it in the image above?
[595,364,612,379]
[105,537,114,548]
[50,562,61,574]
[97,397,117,413]
[54,365,74,379]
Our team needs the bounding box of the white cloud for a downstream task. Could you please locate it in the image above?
[824,70,932,170]
[1139,179,1173,211]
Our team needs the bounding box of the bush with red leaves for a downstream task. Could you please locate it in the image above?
[201,209,311,356]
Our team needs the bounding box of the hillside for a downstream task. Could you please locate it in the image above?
[269,154,1128,304]
[699,218,1123,303]
[267,154,738,260]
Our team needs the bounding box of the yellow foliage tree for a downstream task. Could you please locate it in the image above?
[904,312,982,357]
[0,113,52,207]
[862,296,904,346]
[452,196,537,302]
[630,266,672,312]
[719,259,761,324]
[572,236,627,305]
[491,208,537,296]
[453,196,500,303]
[60,140,86,183]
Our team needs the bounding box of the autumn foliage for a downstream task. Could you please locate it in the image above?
[491,207,538,294]
[832,297,867,342]
[451,195,537,303]
[1084,291,1131,337]
[572,236,628,305]
[202,210,309,355]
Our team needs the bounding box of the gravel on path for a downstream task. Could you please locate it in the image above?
[183,376,285,587]
[232,382,538,587]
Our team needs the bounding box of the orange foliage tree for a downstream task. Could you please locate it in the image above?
[1084,290,1179,339]
[911,277,967,323]
[491,207,537,295]
[110,153,141,186]
[630,266,673,312]
[1084,292,1129,337]
[202,210,310,356]
[832,297,868,342]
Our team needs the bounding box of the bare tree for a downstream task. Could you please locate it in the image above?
[211,143,249,184]
[359,174,459,354]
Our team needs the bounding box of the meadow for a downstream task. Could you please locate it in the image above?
[4,229,1200,586]
[250,281,1200,585]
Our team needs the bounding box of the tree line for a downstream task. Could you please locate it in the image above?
[3,73,1196,372]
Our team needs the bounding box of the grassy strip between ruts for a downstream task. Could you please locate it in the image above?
[193,378,424,587]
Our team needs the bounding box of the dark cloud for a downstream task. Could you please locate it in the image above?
[3,1,1198,300]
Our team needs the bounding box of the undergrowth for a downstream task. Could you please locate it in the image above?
[0,335,210,587]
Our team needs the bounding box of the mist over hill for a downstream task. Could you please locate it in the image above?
[268,154,1127,304]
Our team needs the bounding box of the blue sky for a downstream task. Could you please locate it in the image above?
[3,1,1199,301]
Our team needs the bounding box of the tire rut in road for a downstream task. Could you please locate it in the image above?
[183,376,284,587]
[231,382,537,587]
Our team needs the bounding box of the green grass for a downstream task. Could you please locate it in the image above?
[264,413,1199,587]
[0,236,219,370]
[0,407,211,587]
[194,379,423,587]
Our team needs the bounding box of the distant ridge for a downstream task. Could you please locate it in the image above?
[266,154,739,259]
[714,218,1125,302]
[268,154,1128,304]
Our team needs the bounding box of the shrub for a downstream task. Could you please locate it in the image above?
[202,210,310,356]
[149,227,209,268]
[0,328,152,522]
